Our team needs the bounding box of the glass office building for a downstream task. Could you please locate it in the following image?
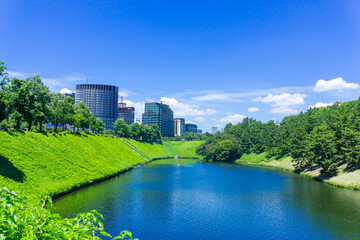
[118,102,135,124]
[142,102,174,137]
[75,84,118,130]
[173,118,185,136]
[185,123,198,133]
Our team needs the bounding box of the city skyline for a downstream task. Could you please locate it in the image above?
[1,1,360,132]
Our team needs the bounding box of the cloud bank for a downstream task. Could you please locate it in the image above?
[314,78,359,92]
[254,93,307,114]
[248,107,259,112]
[160,97,216,117]
[218,113,246,124]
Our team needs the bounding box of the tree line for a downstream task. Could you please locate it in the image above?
[0,62,105,133]
[164,132,212,141]
[113,118,162,141]
[0,61,161,141]
[196,98,360,176]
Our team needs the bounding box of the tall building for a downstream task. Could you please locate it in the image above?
[173,118,185,136]
[185,123,198,133]
[197,129,202,134]
[118,102,135,124]
[142,102,174,137]
[75,84,118,130]
[64,92,75,100]
[211,127,218,134]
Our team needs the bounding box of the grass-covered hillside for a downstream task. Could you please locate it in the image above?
[0,131,147,202]
[122,139,203,159]
[0,131,202,203]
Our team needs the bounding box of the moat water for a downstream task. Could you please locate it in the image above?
[53,159,360,239]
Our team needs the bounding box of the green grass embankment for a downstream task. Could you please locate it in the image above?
[236,153,360,190]
[121,139,203,159]
[0,132,203,202]
[0,131,147,202]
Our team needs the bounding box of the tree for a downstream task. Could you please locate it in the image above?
[49,94,75,132]
[150,124,161,141]
[73,102,92,131]
[113,119,131,137]
[0,61,8,89]
[0,91,6,123]
[94,119,105,134]
[29,76,51,131]
[130,122,141,140]
[59,97,75,131]
[90,117,105,134]
[0,62,7,122]
[308,126,338,176]
[5,78,27,129]
[4,75,50,130]
[340,127,360,168]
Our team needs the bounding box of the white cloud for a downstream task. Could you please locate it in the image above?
[64,73,87,82]
[44,74,87,92]
[254,93,307,106]
[248,107,259,112]
[308,102,333,109]
[6,70,88,92]
[271,107,299,114]
[60,88,74,94]
[192,93,243,102]
[118,88,139,98]
[43,78,65,88]
[195,117,204,122]
[218,114,246,124]
[189,86,311,103]
[160,97,217,116]
[314,77,359,92]
[254,93,307,114]
[6,71,29,78]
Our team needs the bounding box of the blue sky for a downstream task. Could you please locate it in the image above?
[1,0,360,132]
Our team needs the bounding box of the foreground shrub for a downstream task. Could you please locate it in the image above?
[0,187,137,239]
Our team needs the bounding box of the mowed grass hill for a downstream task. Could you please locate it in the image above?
[0,131,202,202]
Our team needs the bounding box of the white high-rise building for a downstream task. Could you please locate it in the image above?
[173,118,185,136]
[211,127,218,134]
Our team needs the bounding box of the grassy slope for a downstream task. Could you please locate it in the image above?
[122,139,203,159]
[236,153,360,189]
[0,132,202,202]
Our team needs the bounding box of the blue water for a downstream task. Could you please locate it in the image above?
[53,159,360,239]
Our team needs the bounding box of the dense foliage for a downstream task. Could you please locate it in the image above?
[0,187,137,239]
[113,119,162,141]
[164,132,213,141]
[197,99,360,176]
[0,61,103,133]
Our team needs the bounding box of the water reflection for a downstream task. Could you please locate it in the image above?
[53,160,360,240]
